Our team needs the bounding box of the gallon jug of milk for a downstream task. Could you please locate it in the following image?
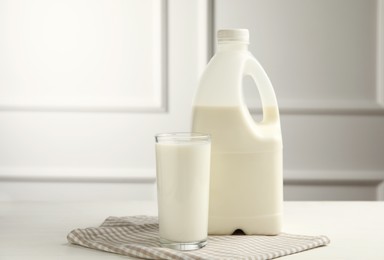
[192,29,283,235]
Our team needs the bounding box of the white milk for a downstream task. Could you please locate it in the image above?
[191,29,283,235]
[156,140,211,242]
[192,106,283,235]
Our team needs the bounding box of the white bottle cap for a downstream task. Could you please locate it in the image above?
[217,29,249,44]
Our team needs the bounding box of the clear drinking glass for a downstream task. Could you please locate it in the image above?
[155,133,211,250]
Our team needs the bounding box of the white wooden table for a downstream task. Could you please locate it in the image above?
[1,201,384,259]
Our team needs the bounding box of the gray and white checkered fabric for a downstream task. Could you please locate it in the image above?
[67,216,330,260]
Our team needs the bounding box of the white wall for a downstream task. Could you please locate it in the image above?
[0,0,383,201]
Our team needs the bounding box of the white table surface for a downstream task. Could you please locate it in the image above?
[1,201,384,260]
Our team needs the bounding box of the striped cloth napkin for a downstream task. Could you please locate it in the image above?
[67,216,330,260]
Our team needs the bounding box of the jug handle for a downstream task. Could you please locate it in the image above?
[243,58,280,124]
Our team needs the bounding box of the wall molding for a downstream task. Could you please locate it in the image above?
[0,167,156,183]
[0,0,168,113]
[284,169,384,183]
[250,100,384,115]
[2,167,382,184]
[197,0,214,76]
[377,0,384,106]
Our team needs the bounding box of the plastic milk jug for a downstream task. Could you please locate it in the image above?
[192,29,283,235]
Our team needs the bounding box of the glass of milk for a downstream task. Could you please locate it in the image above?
[155,133,211,250]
